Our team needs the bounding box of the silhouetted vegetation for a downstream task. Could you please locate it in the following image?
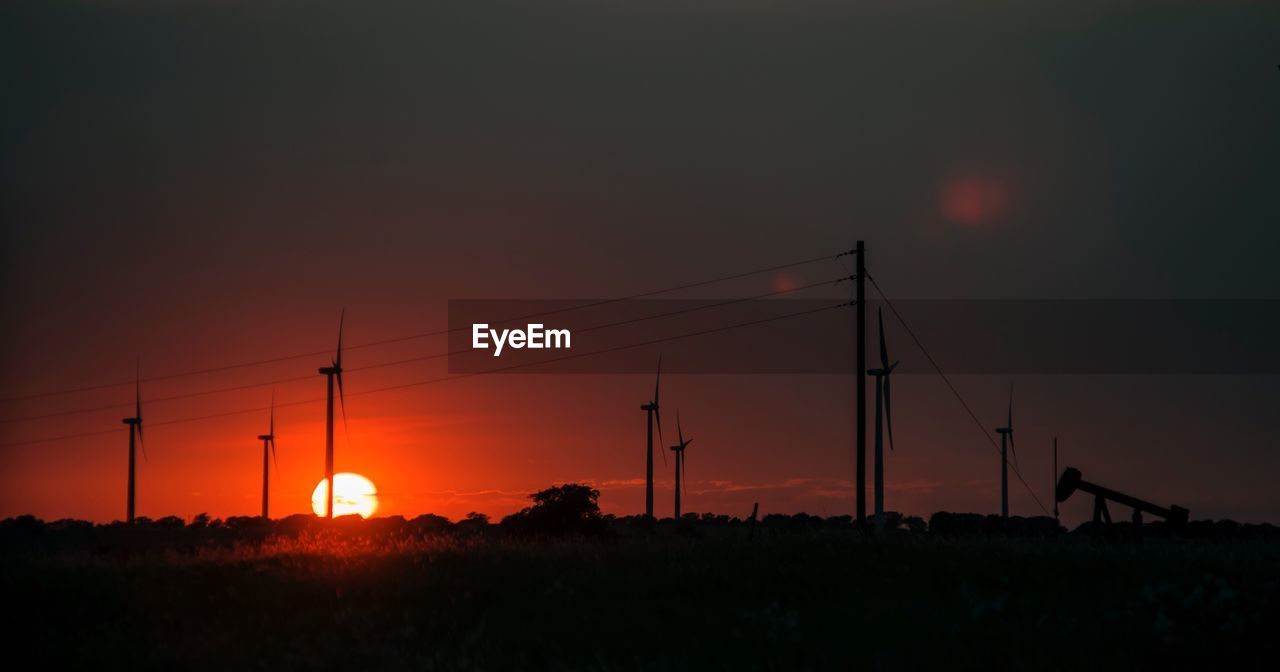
[501,483,608,537]
[4,506,1279,669]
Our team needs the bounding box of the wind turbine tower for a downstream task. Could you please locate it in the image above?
[995,383,1016,519]
[317,310,347,519]
[670,412,693,519]
[868,308,898,531]
[1053,436,1059,523]
[640,357,663,518]
[258,392,278,518]
[121,366,144,524]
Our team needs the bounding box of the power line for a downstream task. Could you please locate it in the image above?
[0,300,851,448]
[865,270,1051,517]
[0,373,315,424]
[0,276,852,425]
[0,252,846,404]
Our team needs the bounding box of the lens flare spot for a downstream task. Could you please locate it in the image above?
[772,272,801,294]
[939,176,1009,226]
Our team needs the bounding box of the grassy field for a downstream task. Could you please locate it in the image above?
[5,518,1278,671]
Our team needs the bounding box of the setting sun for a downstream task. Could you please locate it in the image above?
[311,473,379,518]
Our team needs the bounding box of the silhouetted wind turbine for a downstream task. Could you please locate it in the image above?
[670,411,693,519]
[640,357,663,518]
[121,364,144,523]
[258,391,278,519]
[995,383,1016,519]
[868,308,898,531]
[1052,436,1059,523]
[317,310,347,519]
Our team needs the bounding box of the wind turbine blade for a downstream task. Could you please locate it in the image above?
[269,390,276,436]
[1007,381,1014,430]
[656,407,666,468]
[336,308,345,369]
[677,411,684,447]
[337,371,352,449]
[1007,382,1017,467]
[682,451,687,499]
[133,361,147,461]
[884,373,895,451]
[652,357,665,467]
[653,356,661,406]
[270,437,278,472]
[1053,437,1059,518]
[878,306,889,369]
[658,425,668,467]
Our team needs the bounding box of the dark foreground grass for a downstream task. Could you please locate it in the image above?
[5,528,1278,670]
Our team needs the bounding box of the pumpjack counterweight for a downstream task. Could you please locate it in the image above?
[1055,467,1189,527]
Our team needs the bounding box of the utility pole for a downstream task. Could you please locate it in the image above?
[855,241,866,526]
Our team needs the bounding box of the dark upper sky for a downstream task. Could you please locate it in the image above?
[2,1,1278,524]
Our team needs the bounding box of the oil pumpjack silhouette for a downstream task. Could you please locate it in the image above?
[257,391,278,519]
[1056,466,1189,527]
[670,412,693,519]
[867,307,898,531]
[317,310,348,519]
[121,365,144,524]
[640,357,663,519]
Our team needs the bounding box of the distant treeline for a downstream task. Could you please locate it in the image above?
[3,510,1277,544]
[3,482,1276,544]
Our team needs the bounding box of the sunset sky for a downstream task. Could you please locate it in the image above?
[3,1,1278,526]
